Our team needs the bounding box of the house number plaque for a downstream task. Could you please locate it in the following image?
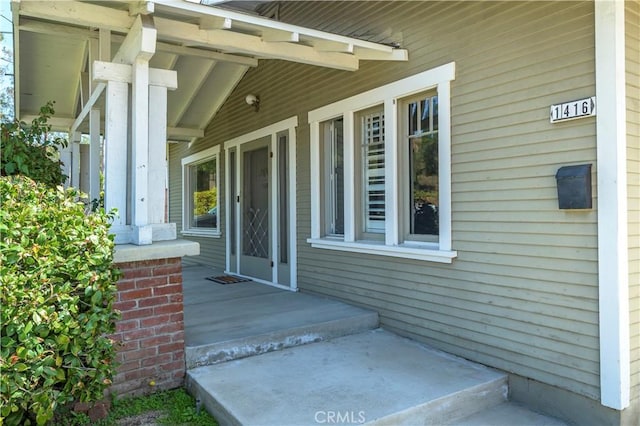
[550,97,596,123]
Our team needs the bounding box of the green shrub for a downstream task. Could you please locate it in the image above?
[1,101,67,187]
[194,189,217,216]
[0,176,121,426]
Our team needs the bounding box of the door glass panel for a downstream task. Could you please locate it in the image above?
[230,150,236,256]
[278,134,288,264]
[243,147,270,259]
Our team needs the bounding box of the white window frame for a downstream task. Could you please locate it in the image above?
[181,145,221,238]
[308,62,457,263]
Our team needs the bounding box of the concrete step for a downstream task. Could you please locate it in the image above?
[451,401,568,426]
[185,290,379,369]
[187,329,508,426]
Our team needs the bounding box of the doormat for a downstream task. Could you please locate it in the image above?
[206,275,251,285]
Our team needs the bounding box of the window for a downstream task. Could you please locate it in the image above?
[321,118,344,236]
[181,145,221,237]
[404,93,439,242]
[359,108,386,236]
[308,63,457,263]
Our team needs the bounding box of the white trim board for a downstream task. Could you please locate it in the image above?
[224,117,299,150]
[595,0,629,411]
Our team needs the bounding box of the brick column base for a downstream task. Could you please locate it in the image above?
[109,257,185,397]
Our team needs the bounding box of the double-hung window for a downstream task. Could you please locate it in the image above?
[308,63,457,263]
[181,145,221,237]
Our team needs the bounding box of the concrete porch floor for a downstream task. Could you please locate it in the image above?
[182,265,379,368]
[181,265,568,425]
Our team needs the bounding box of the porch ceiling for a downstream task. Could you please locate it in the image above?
[12,0,407,139]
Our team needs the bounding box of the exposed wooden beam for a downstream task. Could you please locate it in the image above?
[18,18,92,38]
[80,72,89,107]
[199,16,232,31]
[154,41,257,67]
[93,61,178,90]
[71,39,88,120]
[129,1,154,16]
[153,0,396,53]
[199,0,231,5]
[262,29,299,43]
[313,40,354,54]
[18,19,258,67]
[113,14,156,64]
[99,29,112,61]
[353,46,409,61]
[16,0,407,70]
[16,0,134,33]
[70,83,106,135]
[167,127,204,139]
[154,18,360,71]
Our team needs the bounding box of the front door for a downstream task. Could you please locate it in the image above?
[225,118,297,290]
[239,139,271,281]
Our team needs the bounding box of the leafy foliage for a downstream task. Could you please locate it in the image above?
[1,101,68,187]
[0,176,121,426]
[194,189,217,216]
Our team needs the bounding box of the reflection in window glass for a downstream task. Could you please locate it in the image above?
[362,111,385,233]
[408,95,438,236]
[330,118,344,235]
[189,159,217,229]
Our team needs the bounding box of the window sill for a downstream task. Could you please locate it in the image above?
[306,238,457,263]
[181,230,222,239]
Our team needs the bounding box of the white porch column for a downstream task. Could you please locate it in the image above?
[595,0,629,410]
[148,84,176,241]
[71,136,80,189]
[89,109,101,203]
[131,56,152,244]
[79,143,90,195]
[60,132,81,189]
[93,14,179,245]
[104,81,129,238]
[59,141,72,188]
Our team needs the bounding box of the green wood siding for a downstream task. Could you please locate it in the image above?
[296,0,599,400]
[169,1,605,400]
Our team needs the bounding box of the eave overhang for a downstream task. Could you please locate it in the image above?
[12,0,408,137]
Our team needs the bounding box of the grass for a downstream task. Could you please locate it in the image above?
[53,388,218,426]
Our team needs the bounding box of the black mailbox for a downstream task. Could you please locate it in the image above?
[555,164,592,209]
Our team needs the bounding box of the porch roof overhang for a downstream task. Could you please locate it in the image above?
[12,0,408,139]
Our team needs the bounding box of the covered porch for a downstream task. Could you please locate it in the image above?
[12,0,407,247]
[11,0,409,397]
